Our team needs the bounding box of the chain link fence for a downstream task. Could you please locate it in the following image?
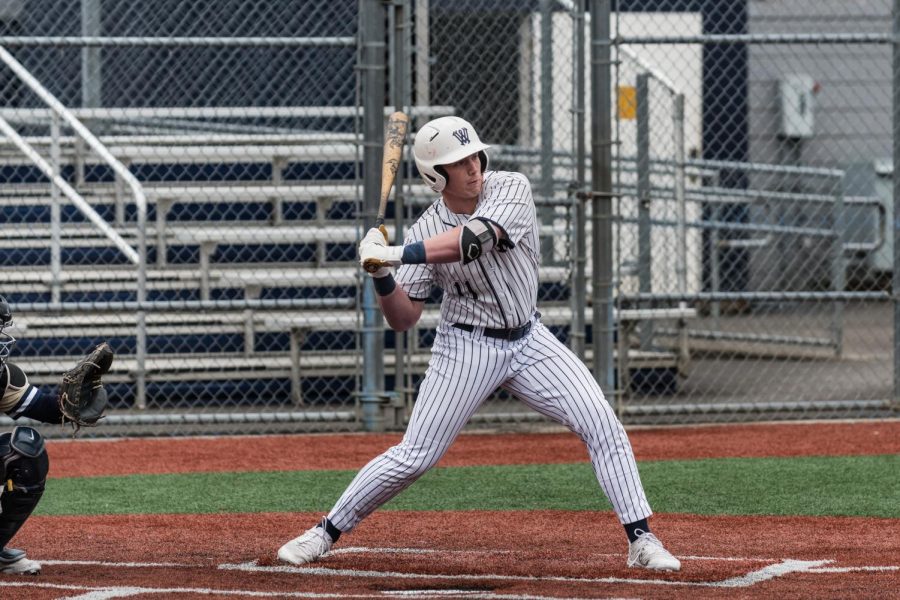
[0,0,368,436]
[612,1,893,423]
[0,1,896,437]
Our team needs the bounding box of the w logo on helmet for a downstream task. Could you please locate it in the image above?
[451,128,471,145]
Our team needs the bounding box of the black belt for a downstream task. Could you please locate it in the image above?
[452,321,532,341]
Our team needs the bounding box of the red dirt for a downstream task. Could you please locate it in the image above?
[4,419,898,599]
[11,510,900,599]
[46,420,900,478]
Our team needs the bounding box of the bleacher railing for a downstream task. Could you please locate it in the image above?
[0,44,151,408]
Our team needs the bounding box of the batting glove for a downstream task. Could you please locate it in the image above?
[359,227,403,273]
[362,227,389,246]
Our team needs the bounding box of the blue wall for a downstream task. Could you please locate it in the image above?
[6,0,357,109]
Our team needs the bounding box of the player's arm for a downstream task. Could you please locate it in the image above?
[358,221,505,331]
[0,363,65,424]
[373,280,424,331]
[360,219,506,268]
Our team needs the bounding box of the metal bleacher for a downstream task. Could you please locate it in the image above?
[1,119,698,421]
[1,128,368,403]
[0,49,693,428]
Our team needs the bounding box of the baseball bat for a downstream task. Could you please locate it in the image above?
[365,110,409,273]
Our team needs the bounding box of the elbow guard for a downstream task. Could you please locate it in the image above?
[459,218,498,264]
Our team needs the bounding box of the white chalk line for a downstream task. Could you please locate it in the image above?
[218,558,838,588]
[379,592,638,600]
[0,580,629,600]
[808,565,900,573]
[2,548,896,599]
[333,547,778,562]
[0,580,382,599]
[39,559,193,568]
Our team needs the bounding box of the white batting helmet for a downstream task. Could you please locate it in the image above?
[413,116,490,192]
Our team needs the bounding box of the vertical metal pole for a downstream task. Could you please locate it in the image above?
[894,0,900,408]
[49,114,62,304]
[831,183,846,358]
[135,194,148,411]
[711,201,721,323]
[540,0,555,264]
[360,0,387,432]
[391,0,411,422]
[674,94,688,299]
[81,0,101,108]
[636,73,652,350]
[673,93,690,366]
[414,0,430,123]
[570,0,587,358]
[590,0,615,394]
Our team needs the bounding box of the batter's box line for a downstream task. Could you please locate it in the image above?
[808,566,900,573]
[322,548,900,571]
[39,559,194,568]
[330,547,514,556]
[219,558,857,588]
[0,579,496,599]
[333,547,781,563]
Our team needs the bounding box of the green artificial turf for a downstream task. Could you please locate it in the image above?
[36,454,900,518]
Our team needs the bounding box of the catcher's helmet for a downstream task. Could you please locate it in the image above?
[0,295,16,369]
[413,116,490,193]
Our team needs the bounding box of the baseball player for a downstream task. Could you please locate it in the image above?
[278,116,680,571]
[0,295,111,576]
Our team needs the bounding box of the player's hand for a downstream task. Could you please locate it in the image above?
[362,227,388,247]
[359,228,403,274]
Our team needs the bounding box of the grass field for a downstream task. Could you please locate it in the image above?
[6,421,899,599]
[38,454,900,518]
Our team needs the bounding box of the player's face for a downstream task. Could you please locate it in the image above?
[442,152,483,201]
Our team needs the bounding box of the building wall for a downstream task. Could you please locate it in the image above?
[747,0,891,171]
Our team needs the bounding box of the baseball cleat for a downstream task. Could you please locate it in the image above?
[627,531,681,571]
[277,522,334,565]
[0,548,41,575]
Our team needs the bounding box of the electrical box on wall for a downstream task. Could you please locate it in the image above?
[778,73,817,139]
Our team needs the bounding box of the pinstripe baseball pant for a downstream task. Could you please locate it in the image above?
[327,319,653,531]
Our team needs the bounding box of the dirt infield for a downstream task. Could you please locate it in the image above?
[45,419,900,478]
[4,420,899,599]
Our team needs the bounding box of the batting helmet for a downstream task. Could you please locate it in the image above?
[0,295,16,370]
[413,116,490,193]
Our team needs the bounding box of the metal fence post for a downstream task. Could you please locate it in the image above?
[590,0,615,397]
[80,0,101,108]
[50,113,62,305]
[390,0,412,424]
[570,0,587,359]
[541,0,556,261]
[831,182,846,358]
[893,0,900,410]
[636,73,652,351]
[360,0,387,432]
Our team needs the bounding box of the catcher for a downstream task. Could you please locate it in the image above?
[0,295,113,575]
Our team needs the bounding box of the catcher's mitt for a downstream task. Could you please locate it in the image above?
[58,342,114,430]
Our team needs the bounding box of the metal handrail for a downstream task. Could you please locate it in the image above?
[0,119,138,263]
[0,44,149,408]
[0,36,355,47]
[0,105,456,120]
[0,46,147,262]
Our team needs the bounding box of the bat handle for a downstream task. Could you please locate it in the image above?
[374,217,389,243]
[363,259,385,274]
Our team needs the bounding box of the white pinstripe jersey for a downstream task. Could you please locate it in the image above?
[396,170,540,330]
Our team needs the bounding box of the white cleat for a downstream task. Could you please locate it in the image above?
[277,523,334,565]
[0,548,41,575]
[627,531,681,571]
